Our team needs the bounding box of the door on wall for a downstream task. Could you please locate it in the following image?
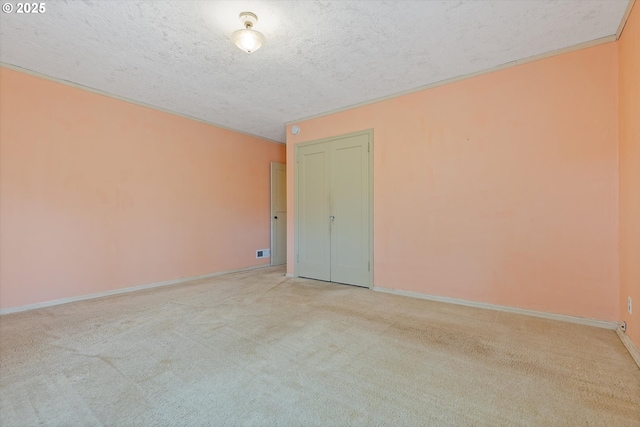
[271,162,287,266]
[296,131,371,287]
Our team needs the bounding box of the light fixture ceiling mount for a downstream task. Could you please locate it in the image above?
[231,12,265,54]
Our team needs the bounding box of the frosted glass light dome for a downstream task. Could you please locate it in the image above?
[231,12,265,54]
[232,28,265,54]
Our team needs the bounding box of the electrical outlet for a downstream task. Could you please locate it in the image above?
[629,297,633,315]
[256,249,270,259]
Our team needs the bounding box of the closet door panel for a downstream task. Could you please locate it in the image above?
[330,134,370,287]
[297,142,331,281]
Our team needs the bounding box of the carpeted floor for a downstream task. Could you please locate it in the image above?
[1,266,639,426]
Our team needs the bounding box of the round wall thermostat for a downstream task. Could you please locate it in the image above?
[291,125,300,135]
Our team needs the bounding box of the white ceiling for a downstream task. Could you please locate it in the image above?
[0,0,630,142]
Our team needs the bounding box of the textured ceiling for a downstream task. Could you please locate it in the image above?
[0,0,630,142]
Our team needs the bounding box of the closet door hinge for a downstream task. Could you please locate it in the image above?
[368,261,370,271]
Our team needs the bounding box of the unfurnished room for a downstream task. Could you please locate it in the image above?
[0,1,639,425]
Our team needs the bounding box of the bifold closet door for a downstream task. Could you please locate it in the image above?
[330,134,370,287]
[296,132,370,287]
[297,142,331,281]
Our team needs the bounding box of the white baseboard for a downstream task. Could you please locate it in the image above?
[616,326,640,369]
[285,273,295,278]
[372,286,618,330]
[0,264,269,315]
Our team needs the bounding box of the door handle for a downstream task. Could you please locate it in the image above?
[329,215,335,221]
[274,216,278,219]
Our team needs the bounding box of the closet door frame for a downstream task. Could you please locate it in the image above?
[294,129,374,288]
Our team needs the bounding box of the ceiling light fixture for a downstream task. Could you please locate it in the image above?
[231,12,265,54]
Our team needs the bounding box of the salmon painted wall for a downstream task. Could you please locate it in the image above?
[286,43,619,321]
[619,3,640,347]
[0,67,285,310]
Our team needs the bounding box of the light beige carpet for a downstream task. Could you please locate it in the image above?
[1,266,639,426]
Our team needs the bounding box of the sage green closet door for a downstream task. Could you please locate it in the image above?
[296,131,371,287]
